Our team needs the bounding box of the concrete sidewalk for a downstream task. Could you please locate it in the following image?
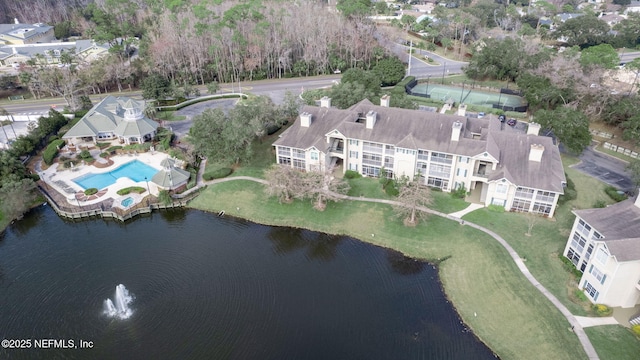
[575,316,619,328]
[448,203,484,218]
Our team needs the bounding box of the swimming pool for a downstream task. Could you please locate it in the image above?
[121,197,134,208]
[73,160,159,190]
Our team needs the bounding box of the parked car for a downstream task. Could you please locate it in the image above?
[507,118,517,127]
[478,112,485,118]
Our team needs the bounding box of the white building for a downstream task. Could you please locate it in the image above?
[273,97,566,217]
[563,195,640,309]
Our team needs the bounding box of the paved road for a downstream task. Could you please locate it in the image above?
[572,143,634,192]
[619,51,640,65]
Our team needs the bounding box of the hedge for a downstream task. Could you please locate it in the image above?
[604,185,627,202]
[42,139,66,165]
[116,186,147,195]
[84,188,98,196]
[203,168,233,181]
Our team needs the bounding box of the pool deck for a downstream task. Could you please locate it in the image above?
[39,151,169,208]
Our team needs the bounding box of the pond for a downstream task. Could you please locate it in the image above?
[0,207,497,359]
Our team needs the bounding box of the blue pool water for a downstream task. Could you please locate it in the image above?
[73,160,159,190]
[121,197,134,207]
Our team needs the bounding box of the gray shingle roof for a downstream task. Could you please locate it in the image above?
[63,96,157,139]
[574,198,640,262]
[274,99,565,192]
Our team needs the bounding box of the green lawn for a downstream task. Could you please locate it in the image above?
[585,325,640,360]
[189,180,586,360]
[154,111,186,122]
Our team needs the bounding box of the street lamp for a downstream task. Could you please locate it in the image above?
[144,176,151,207]
[460,80,467,105]
[442,62,446,85]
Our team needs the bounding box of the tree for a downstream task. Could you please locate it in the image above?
[0,178,38,221]
[340,68,381,95]
[534,107,591,154]
[525,213,541,236]
[336,0,372,18]
[302,167,350,211]
[141,73,174,100]
[264,165,305,203]
[328,82,377,109]
[579,44,618,70]
[373,57,406,86]
[392,178,433,226]
[207,81,219,94]
[554,16,610,48]
[465,38,545,81]
[627,160,640,189]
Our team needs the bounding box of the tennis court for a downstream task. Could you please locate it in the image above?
[410,84,527,110]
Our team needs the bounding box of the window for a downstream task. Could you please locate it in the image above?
[585,244,594,260]
[430,152,453,164]
[535,191,555,203]
[492,198,505,206]
[457,156,470,163]
[349,151,358,159]
[348,163,358,171]
[363,141,383,154]
[278,157,291,165]
[515,187,535,199]
[584,281,599,301]
[349,139,359,146]
[292,158,305,170]
[418,150,429,161]
[496,183,508,194]
[293,149,305,159]
[416,162,427,176]
[595,248,608,265]
[362,165,380,177]
[397,148,416,155]
[429,164,451,177]
[511,199,531,212]
[570,232,587,253]
[427,176,449,190]
[310,152,318,161]
[385,145,395,155]
[278,147,291,156]
[362,153,382,166]
[577,219,592,237]
[532,202,552,215]
[589,265,606,284]
[566,248,581,267]
[384,156,394,168]
[592,231,602,240]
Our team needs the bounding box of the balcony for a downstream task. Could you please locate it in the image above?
[328,139,344,156]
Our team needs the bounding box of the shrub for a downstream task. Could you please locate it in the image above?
[591,304,612,316]
[558,173,577,205]
[96,142,110,149]
[158,190,172,205]
[384,180,399,196]
[559,254,583,278]
[451,184,467,199]
[344,170,362,179]
[487,204,505,212]
[604,186,627,202]
[203,167,233,181]
[106,146,123,153]
[84,188,98,196]
[116,186,146,195]
[632,325,640,337]
[78,149,93,161]
[99,152,109,158]
[593,200,607,208]
[42,139,66,165]
[574,288,589,303]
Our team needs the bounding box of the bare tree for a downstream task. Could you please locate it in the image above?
[303,166,350,211]
[264,165,305,204]
[392,178,433,226]
[525,213,542,237]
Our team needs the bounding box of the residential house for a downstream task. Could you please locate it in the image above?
[0,40,110,68]
[562,195,640,309]
[63,96,158,145]
[273,97,566,217]
[0,21,54,45]
[625,1,640,14]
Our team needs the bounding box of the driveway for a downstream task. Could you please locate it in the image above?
[572,143,634,192]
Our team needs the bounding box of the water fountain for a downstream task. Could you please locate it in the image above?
[103,284,134,319]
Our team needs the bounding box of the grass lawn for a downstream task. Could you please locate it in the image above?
[585,325,640,360]
[155,111,186,122]
[189,180,586,360]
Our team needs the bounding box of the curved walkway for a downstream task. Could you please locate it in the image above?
[178,174,600,359]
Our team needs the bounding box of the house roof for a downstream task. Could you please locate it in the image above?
[151,167,190,188]
[0,23,52,42]
[0,40,109,61]
[574,197,640,262]
[63,96,158,139]
[274,99,566,193]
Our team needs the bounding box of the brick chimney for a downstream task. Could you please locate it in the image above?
[366,111,377,129]
[380,94,390,107]
[527,122,541,136]
[300,112,312,127]
[451,121,463,142]
[320,96,331,108]
[529,144,544,162]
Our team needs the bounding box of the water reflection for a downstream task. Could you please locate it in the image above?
[386,250,426,275]
[159,208,187,222]
[267,227,342,261]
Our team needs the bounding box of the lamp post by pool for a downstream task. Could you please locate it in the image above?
[460,80,467,105]
[144,176,151,207]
